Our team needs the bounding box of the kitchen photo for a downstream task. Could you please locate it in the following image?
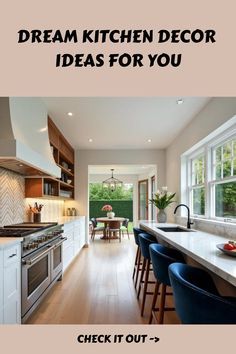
[0,96,236,325]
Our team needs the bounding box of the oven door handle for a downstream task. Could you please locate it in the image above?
[53,237,67,248]
[22,245,55,266]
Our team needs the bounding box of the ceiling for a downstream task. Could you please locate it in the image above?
[42,97,211,150]
[89,164,156,175]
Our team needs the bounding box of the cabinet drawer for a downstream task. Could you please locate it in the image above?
[73,226,80,240]
[63,232,73,245]
[3,245,20,267]
[63,223,74,233]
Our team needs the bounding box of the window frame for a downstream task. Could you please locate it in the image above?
[184,122,236,223]
[187,150,206,217]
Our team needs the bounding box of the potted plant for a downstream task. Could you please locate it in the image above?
[149,187,176,223]
[101,204,115,218]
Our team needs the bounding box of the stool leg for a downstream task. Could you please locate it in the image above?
[137,258,146,299]
[141,258,150,316]
[132,247,139,279]
[149,281,160,324]
[134,248,142,289]
[158,284,167,324]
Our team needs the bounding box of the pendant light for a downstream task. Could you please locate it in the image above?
[102,169,123,192]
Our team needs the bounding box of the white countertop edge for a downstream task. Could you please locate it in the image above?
[140,222,236,288]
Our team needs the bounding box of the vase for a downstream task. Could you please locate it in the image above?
[107,212,115,219]
[157,209,167,223]
[33,213,41,223]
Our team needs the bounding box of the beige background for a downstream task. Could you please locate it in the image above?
[1,0,236,351]
[0,0,235,96]
[0,324,235,353]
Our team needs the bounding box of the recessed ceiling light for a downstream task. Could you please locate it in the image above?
[39,126,47,132]
[18,164,23,167]
[67,112,73,116]
[177,99,184,105]
[88,138,93,143]
[147,139,152,143]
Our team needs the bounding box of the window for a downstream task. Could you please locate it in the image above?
[211,138,236,219]
[189,154,205,216]
[183,117,236,223]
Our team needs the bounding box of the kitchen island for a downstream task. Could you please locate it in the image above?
[140,221,236,292]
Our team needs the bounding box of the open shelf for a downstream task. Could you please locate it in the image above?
[25,117,75,200]
[57,164,74,177]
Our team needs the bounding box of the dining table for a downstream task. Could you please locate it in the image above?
[96,217,125,239]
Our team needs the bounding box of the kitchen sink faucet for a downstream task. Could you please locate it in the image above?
[174,204,194,229]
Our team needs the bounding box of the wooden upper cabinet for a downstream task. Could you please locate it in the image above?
[48,117,60,148]
[59,136,74,164]
[25,117,75,200]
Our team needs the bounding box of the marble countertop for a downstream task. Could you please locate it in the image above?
[0,237,23,249]
[57,216,85,225]
[140,221,236,287]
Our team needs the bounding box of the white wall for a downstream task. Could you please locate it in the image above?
[166,97,236,222]
[71,149,166,242]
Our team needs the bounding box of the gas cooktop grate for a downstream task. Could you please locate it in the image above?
[0,228,40,237]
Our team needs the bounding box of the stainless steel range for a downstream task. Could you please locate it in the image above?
[0,222,66,323]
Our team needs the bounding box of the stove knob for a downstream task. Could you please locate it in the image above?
[27,243,34,249]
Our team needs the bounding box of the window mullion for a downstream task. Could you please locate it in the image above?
[205,146,210,219]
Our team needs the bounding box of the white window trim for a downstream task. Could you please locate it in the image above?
[181,115,236,224]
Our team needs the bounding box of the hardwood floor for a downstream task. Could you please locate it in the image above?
[27,235,180,325]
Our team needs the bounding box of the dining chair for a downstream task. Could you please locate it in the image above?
[169,262,236,324]
[120,218,130,239]
[90,218,105,241]
[107,220,121,242]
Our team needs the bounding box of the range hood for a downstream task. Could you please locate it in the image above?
[0,97,61,177]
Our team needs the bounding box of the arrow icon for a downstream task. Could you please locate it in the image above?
[149,337,160,343]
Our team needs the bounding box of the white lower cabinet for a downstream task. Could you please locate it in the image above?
[0,250,3,323]
[0,243,21,324]
[62,217,85,272]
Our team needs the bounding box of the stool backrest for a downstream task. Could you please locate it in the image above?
[138,233,156,260]
[133,227,144,245]
[169,263,236,324]
[149,244,184,286]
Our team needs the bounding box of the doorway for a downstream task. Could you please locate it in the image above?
[138,179,148,220]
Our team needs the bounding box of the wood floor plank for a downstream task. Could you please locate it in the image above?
[26,236,179,325]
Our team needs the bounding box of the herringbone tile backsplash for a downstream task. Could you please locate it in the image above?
[0,167,65,226]
[0,167,25,226]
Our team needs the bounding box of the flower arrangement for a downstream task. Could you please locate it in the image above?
[101,204,113,212]
[149,186,176,210]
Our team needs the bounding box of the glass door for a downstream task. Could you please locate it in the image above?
[138,179,148,220]
[151,175,156,220]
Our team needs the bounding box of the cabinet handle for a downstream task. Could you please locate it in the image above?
[8,253,17,258]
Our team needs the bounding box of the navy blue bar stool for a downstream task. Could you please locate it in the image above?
[149,243,185,324]
[138,233,157,316]
[169,263,236,324]
[132,228,144,289]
